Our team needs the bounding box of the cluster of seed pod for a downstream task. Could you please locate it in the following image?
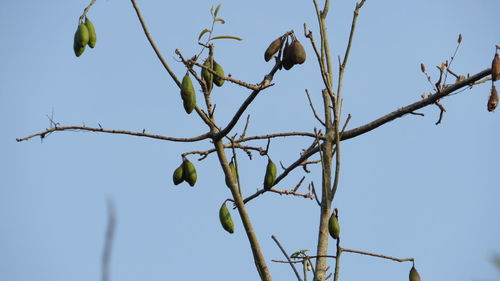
[201,57,225,93]
[264,32,306,70]
[73,17,97,57]
[172,158,197,187]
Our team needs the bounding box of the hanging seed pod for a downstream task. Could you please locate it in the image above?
[488,85,498,112]
[492,53,500,81]
[85,18,97,48]
[282,40,294,70]
[263,158,277,190]
[182,159,197,187]
[225,160,238,188]
[180,73,196,114]
[409,265,421,281]
[264,37,283,62]
[73,23,89,57]
[219,202,234,234]
[201,59,213,92]
[213,60,225,87]
[328,212,340,239]
[289,39,306,64]
[172,164,184,185]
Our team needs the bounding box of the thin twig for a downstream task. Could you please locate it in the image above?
[130,0,181,88]
[79,0,97,23]
[271,235,302,281]
[311,182,321,207]
[305,90,326,126]
[341,248,414,263]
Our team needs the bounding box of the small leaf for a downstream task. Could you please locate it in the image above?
[210,5,214,16]
[211,35,243,41]
[198,29,211,41]
[214,4,221,17]
[215,18,225,24]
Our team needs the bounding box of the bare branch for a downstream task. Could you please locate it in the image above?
[79,0,96,23]
[341,248,414,263]
[16,125,210,143]
[305,89,326,126]
[271,235,302,281]
[130,0,181,88]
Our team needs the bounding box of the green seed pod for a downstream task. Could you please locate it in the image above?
[73,23,89,57]
[201,59,213,93]
[263,158,277,190]
[282,41,294,70]
[85,18,97,48]
[219,202,234,233]
[73,41,86,57]
[172,164,184,185]
[225,160,238,188]
[213,60,225,87]
[180,73,196,114]
[264,37,283,62]
[328,212,340,239]
[409,265,421,281]
[290,39,306,65]
[182,159,197,187]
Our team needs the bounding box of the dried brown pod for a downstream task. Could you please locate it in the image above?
[488,85,498,112]
[282,41,294,70]
[289,39,306,64]
[492,53,500,81]
[420,63,426,73]
[457,33,462,44]
[264,37,283,62]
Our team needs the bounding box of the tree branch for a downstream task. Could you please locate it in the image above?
[16,125,210,143]
[131,0,181,88]
[271,235,302,281]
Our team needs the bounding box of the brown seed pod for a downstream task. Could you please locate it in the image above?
[282,40,294,70]
[492,53,500,81]
[289,39,306,65]
[488,85,498,112]
[264,37,283,62]
[409,265,421,281]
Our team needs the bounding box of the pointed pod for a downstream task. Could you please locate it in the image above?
[409,265,421,281]
[488,85,498,112]
[180,73,196,114]
[219,202,234,233]
[290,40,306,64]
[263,158,277,190]
[172,164,184,185]
[328,212,340,239]
[264,37,283,62]
[225,160,238,188]
[213,60,225,87]
[201,59,213,93]
[85,18,97,48]
[182,159,197,187]
[492,53,500,81]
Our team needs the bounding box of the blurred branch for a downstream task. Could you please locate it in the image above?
[102,198,117,281]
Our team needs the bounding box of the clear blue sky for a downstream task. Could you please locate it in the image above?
[1,1,499,281]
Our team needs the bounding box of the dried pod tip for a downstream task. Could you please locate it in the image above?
[420,63,426,73]
[457,33,462,44]
[491,53,500,81]
[488,85,498,112]
[282,41,294,70]
[290,39,306,65]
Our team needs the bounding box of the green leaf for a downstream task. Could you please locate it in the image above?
[211,35,243,41]
[198,29,211,41]
[214,18,225,24]
[214,4,221,17]
[210,5,214,16]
